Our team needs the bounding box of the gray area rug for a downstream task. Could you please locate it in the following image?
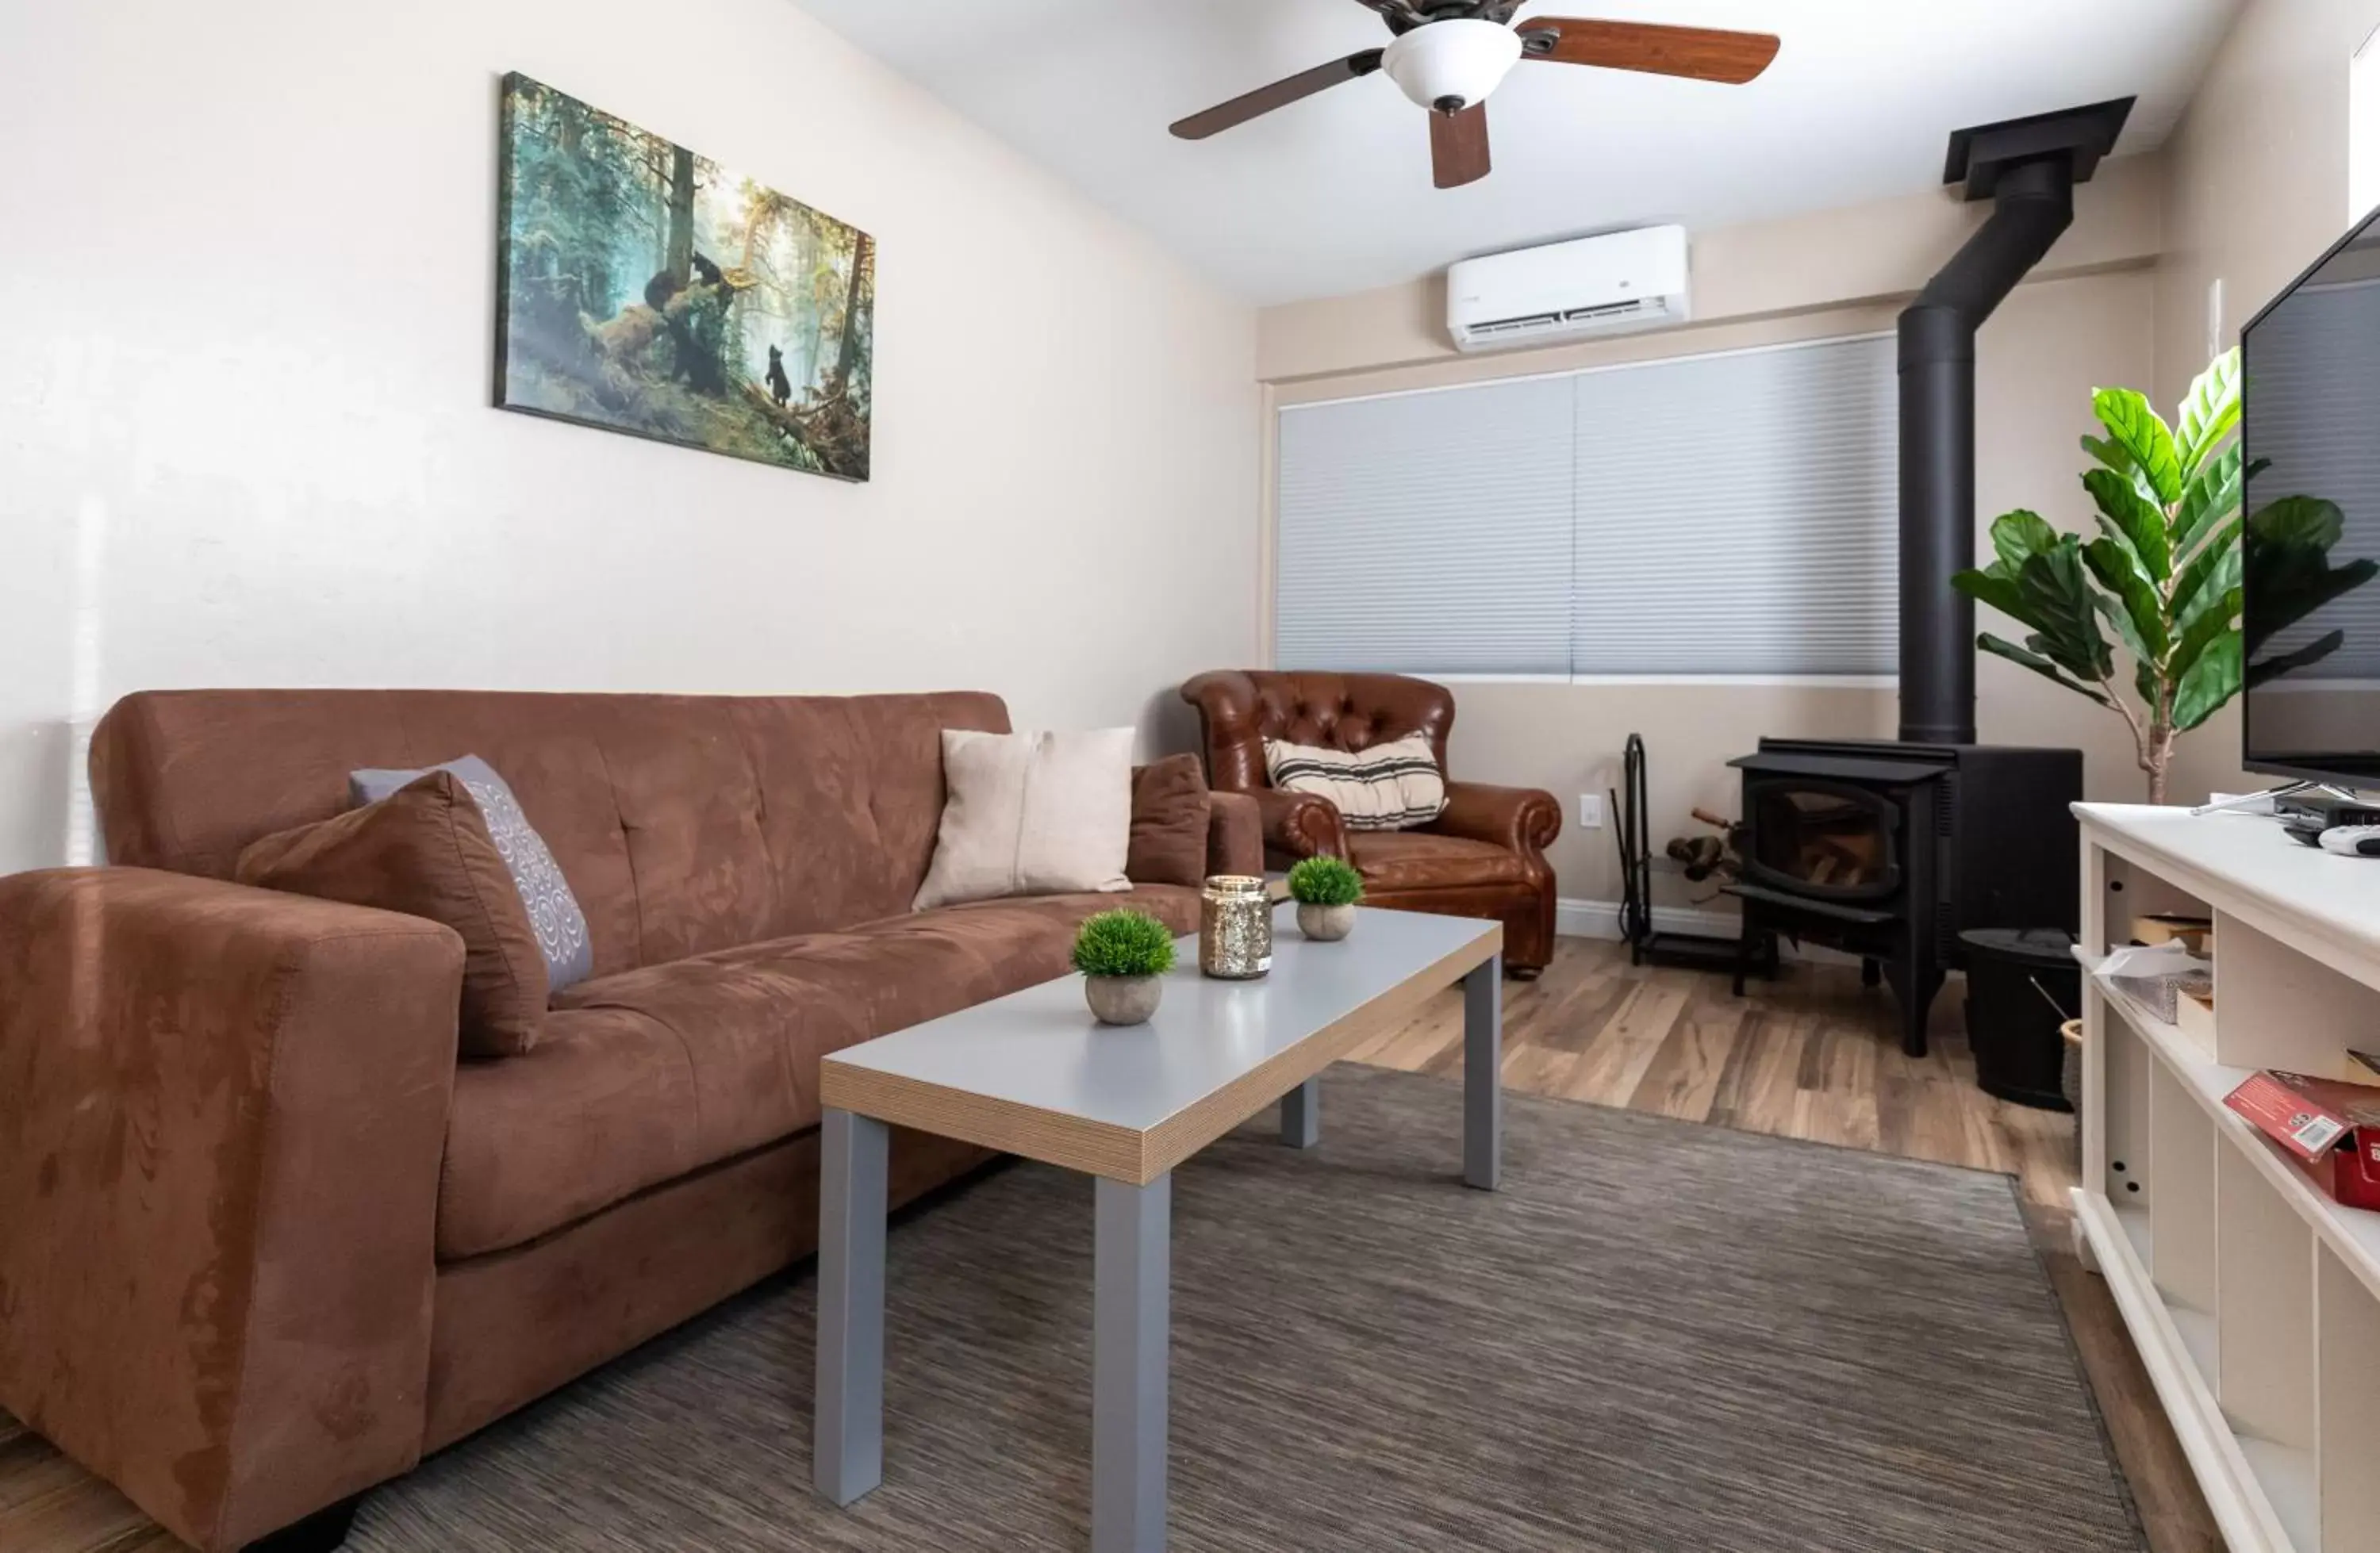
[355,1066,2142,1551]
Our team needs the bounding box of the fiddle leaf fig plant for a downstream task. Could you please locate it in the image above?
[1952,348,2376,804]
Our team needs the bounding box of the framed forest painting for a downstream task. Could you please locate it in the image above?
[495,73,875,481]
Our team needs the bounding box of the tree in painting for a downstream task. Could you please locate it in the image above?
[496,74,874,481]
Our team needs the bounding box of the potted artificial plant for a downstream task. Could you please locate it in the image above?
[1287,855,1364,942]
[1073,907,1175,1026]
[1952,348,2376,803]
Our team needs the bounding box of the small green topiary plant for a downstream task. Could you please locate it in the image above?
[1072,908,1177,979]
[1286,856,1364,907]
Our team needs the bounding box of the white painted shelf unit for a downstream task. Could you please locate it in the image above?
[2074,803,2380,1553]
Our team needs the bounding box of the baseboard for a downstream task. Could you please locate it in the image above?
[1555,898,1737,941]
[1556,897,1857,965]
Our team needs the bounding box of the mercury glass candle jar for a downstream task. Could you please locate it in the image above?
[1200,874,1273,979]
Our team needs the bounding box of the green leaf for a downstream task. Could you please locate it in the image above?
[2171,444,2244,562]
[2093,592,2154,668]
[1951,566,2038,631]
[2081,434,2152,498]
[2083,537,2169,661]
[1979,632,2109,705]
[2169,523,2242,635]
[2248,630,2346,688]
[2092,387,2182,505]
[2083,467,2171,581]
[2174,348,2241,478]
[2173,631,2242,730]
[2167,586,2241,683]
[1988,509,2060,577]
[2135,654,2162,708]
[2016,535,2114,683]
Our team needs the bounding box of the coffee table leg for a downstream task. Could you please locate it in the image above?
[815,1107,888,1505]
[1464,954,1503,1190]
[1093,1173,1170,1553]
[1280,1076,1320,1148]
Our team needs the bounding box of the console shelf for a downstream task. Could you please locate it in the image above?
[2074,803,2380,1553]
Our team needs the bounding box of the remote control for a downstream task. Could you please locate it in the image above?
[2317,824,2380,857]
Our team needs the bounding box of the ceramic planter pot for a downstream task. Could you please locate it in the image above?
[1296,902,1357,942]
[1085,973,1163,1026]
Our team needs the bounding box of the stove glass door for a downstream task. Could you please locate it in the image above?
[1743,778,1902,901]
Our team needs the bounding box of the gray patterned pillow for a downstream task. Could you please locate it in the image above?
[349,755,593,991]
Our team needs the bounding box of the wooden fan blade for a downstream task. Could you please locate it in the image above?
[1170,50,1385,140]
[1430,104,1491,190]
[1522,19,1779,84]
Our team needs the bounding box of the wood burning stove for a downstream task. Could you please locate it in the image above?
[1726,738,2079,1056]
[1717,104,2121,1056]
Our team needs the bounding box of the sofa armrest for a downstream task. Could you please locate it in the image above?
[1253,788,1347,865]
[0,867,463,1551]
[1205,791,1265,879]
[1425,780,1563,861]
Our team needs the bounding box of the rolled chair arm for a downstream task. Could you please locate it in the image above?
[0,867,464,1551]
[1426,780,1564,859]
[1254,788,1347,864]
[1205,791,1265,879]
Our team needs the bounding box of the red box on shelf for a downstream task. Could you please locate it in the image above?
[2224,1070,2380,1211]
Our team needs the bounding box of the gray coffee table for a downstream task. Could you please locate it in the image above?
[811,905,1503,1552]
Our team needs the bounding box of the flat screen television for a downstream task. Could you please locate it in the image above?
[2241,206,2380,789]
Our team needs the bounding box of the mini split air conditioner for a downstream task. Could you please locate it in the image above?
[1445,225,1691,352]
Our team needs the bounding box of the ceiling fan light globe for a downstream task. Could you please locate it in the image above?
[1380,19,1522,113]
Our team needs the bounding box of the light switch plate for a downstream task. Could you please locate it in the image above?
[1578,793,1603,829]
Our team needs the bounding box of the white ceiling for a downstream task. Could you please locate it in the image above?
[791,0,2244,306]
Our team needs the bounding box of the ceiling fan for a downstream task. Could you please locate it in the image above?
[1169,3,1779,190]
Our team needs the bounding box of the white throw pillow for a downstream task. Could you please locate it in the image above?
[914,728,1136,910]
[1264,734,1448,831]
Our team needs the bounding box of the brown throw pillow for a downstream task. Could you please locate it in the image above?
[236,771,549,1056]
[1127,755,1212,888]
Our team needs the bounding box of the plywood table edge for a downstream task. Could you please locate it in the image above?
[818,1064,1148,1180]
[820,921,1500,1186]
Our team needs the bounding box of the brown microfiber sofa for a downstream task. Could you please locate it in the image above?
[0,688,1259,1552]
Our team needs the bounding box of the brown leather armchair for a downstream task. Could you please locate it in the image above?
[1180,670,1561,976]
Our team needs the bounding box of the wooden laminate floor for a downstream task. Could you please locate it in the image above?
[2,938,2217,1553]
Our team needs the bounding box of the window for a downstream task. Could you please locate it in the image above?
[1276,375,1575,675]
[1273,333,1898,679]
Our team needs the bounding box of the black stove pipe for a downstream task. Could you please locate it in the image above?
[1896,153,2075,744]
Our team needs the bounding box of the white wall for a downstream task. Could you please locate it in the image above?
[0,0,1261,874]
[2155,0,2380,806]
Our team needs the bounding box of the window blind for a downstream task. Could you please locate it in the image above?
[1569,335,1898,676]
[2244,276,2380,679]
[1272,332,1899,678]
[1275,374,1576,675]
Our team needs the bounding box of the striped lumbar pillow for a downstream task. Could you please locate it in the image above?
[1263,734,1447,831]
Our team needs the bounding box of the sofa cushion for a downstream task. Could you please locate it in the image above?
[1346,830,1528,892]
[437,884,1201,1260]
[1127,755,1211,888]
[1265,734,1448,831]
[350,755,594,992]
[913,728,1134,910]
[235,771,551,1056]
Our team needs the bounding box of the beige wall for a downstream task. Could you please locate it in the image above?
[1259,152,2163,383]
[2156,0,2380,806]
[0,0,1261,875]
[1260,177,2161,908]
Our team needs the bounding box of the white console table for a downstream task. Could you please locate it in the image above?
[2074,803,2380,1553]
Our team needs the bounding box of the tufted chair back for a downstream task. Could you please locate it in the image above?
[1178,670,1454,794]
